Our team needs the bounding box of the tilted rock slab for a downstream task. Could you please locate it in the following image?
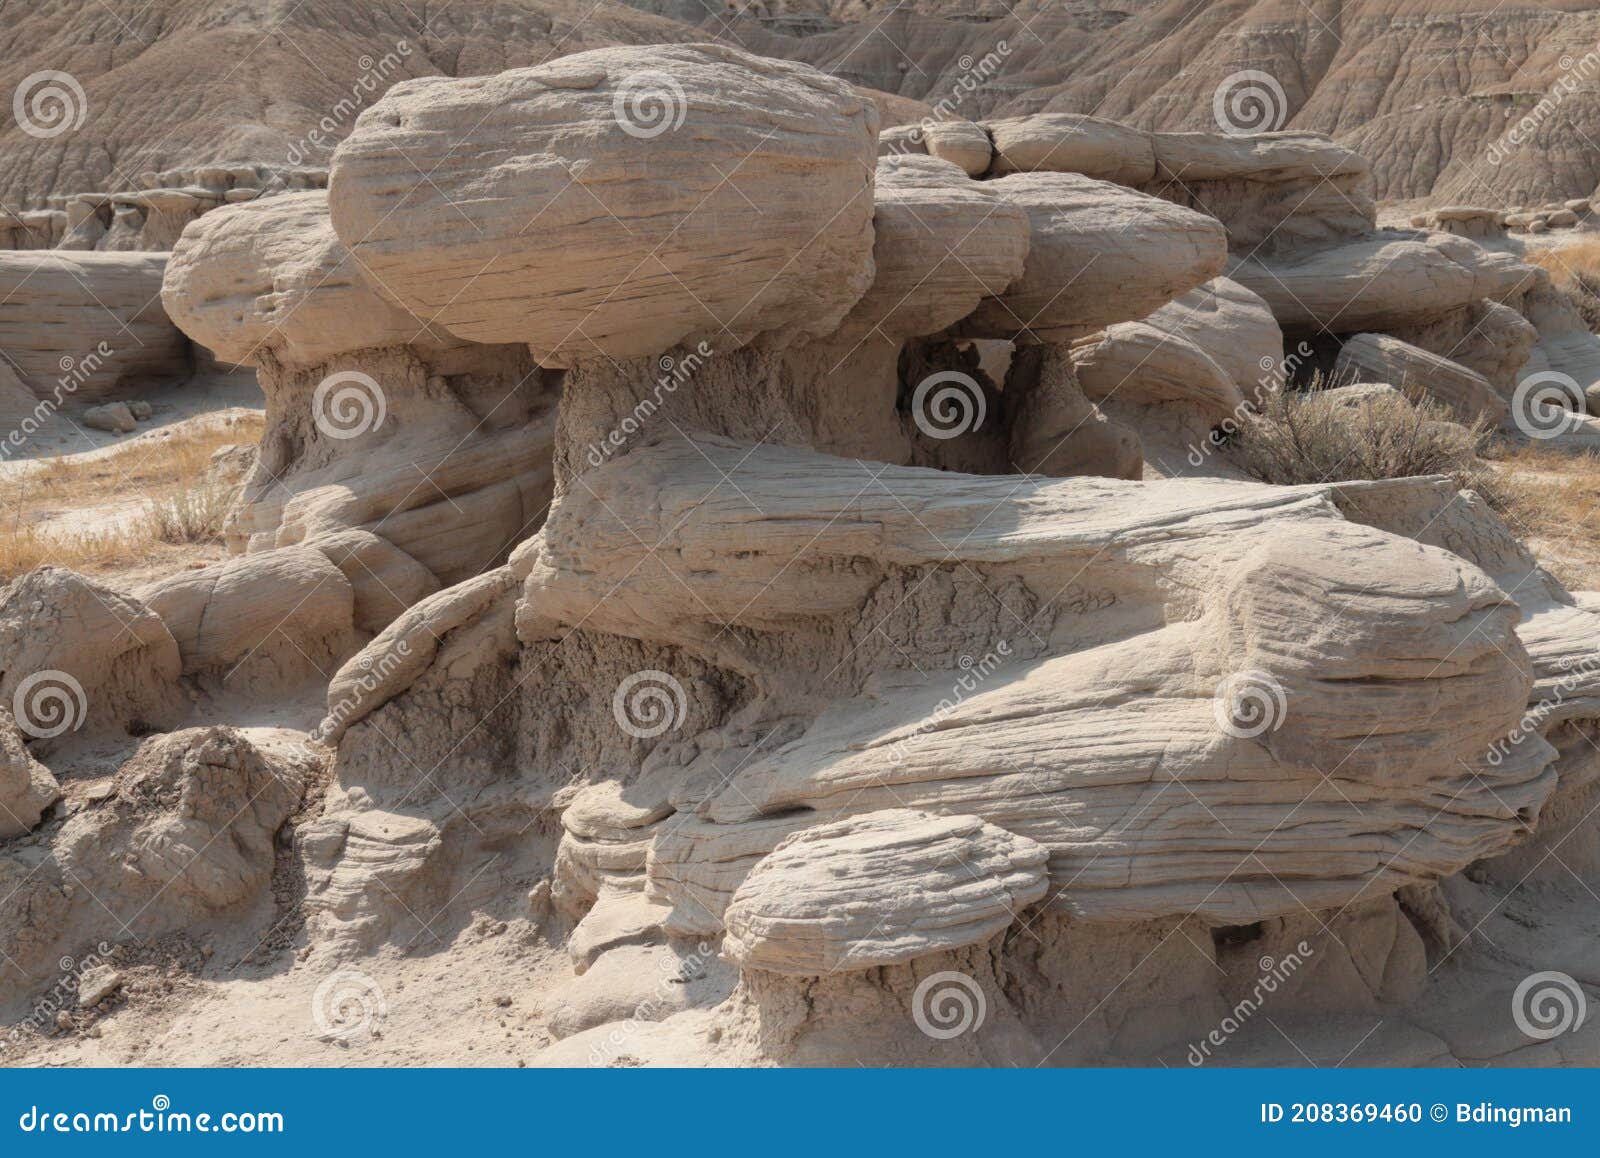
[839,155,1028,343]
[1229,233,1537,333]
[958,171,1227,343]
[328,43,879,366]
[1335,333,1508,423]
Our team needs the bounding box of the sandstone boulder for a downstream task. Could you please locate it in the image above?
[958,172,1227,343]
[328,43,879,365]
[1334,333,1508,423]
[723,809,1049,975]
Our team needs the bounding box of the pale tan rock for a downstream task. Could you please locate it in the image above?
[958,172,1227,343]
[81,401,137,433]
[1230,233,1539,332]
[838,155,1028,343]
[139,546,357,688]
[723,809,1048,975]
[0,252,188,403]
[317,566,516,743]
[985,113,1156,183]
[922,119,992,176]
[162,191,453,368]
[0,728,320,1003]
[0,712,60,838]
[1335,333,1508,423]
[328,43,879,365]
[306,529,440,635]
[0,567,184,739]
[519,436,1548,928]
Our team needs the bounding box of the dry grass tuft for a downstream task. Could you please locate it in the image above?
[1483,441,1600,590]
[0,411,262,582]
[1527,239,1600,332]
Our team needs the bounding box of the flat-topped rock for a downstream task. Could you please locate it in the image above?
[0,251,188,401]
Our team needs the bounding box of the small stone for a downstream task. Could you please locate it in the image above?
[78,966,122,1010]
[127,400,153,420]
[82,402,137,433]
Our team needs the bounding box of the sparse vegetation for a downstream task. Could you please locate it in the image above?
[0,412,261,582]
[1528,239,1600,332]
[1227,381,1516,503]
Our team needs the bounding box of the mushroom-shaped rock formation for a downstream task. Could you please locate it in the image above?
[211,57,1591,1067]
[162,190,557,618]
[723,809,1049,975]
[0,252,189,402]
[328,43,879,366]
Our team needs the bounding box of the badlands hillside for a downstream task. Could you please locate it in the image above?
[12,1,1600,206]
[1,1,1599,1068]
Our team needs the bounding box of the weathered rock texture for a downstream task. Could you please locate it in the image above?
[8,32,1600,1072]
[328,43,879,365]
[0,252,189,402]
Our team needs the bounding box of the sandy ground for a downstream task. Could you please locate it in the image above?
[1,369,262,466]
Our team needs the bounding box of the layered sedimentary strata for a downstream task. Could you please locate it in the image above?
[328,43,880,365]
[0,251,189,402]
[12,36,1600,1068]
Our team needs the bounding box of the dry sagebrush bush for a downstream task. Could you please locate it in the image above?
[1227,384,1525,512]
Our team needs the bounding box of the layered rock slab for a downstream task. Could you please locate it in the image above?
[723,809,1048,975]
[328,43,879,365]
[0,252,188,402]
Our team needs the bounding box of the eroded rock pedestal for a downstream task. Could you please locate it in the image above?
[7,43,1600,1069]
